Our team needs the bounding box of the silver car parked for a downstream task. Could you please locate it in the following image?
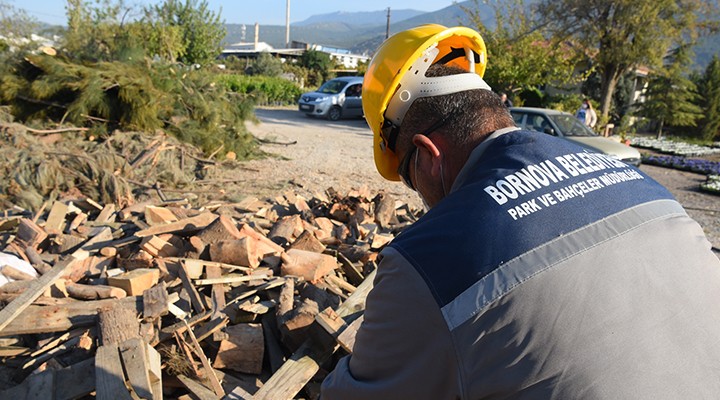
[298,76,364,121]
[510,107,641,166]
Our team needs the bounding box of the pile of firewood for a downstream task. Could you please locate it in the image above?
[0,187,418,399]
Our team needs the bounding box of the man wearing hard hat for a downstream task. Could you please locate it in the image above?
[321,24,720,399]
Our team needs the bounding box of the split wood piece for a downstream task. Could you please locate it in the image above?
[313,217,335,239]
[279,297,320,350]
[0,217,20,232]
[44,279,68,298]
[251,269,376,400]
[193,316,228,342]
[67,212,88,232]
[144,205,179,226]
[213,323,264,374]
[65,255,114,283]
[51,233,85,254]
[1,265,36,281]
[336,315,364,353]
[140,234,181,258]
[24,246,52,275]
[98,302,139,346]
[95,344,133,400]
[99,246,117,257]
[95,203,116,223]
[164,257,255,279]
[268,214,304,246]
[155,310,211,345]
[314,307,347,339]
[44,201,69,234]
[374,193,398,229]
[183,320,225,397]
[289,230,326,253]
[116,250,154,272]
[119,337,162,400]
[17,336,82,381]
[325,273,357,294]
[206,265,226,324]
[134,212,217,237]
[261,314,286,373]
[108,268,160,296]
[66,282,126,300]
[238,223,284,254]
[68,226,113,261]
[370,233,393,250]
[13,218,48,249]
[196,214,242,247]
[176,374,219,400]
[143,281,169,320]
[224,278,286,308]
[0,258,73,334]
[210,237,262,268]
[281,248,338,283]
[31,328,89,358]
[225,386,253,400]
[178,261,207,313]
[0,296,141,336]
[337,252,365,286]
[73,197,103,213]
[328,202,351,223]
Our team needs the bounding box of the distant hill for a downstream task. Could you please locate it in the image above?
[223,0,717,69]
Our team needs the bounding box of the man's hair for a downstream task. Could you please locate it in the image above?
[396,64,514,155]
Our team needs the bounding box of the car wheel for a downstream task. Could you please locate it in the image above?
[327,106,341,121]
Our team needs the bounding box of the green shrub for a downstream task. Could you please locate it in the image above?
[218,74,303,105]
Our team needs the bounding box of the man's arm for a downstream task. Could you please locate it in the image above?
[321,247,462,400]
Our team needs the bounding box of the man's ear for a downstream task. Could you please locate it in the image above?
[412,134,443,177]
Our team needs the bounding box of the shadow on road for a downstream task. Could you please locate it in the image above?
[253,107,371,136]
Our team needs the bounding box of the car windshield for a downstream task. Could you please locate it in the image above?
[316,80,347,94]
[549,114,597,137]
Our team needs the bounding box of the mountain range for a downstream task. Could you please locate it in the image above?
[223,0,718,71]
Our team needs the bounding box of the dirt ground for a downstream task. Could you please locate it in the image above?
[237,106,720,252]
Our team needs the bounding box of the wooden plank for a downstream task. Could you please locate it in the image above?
[134,212,217,237]
[107,268,160,296]
[45,201,69,234]
[194,274,269,286]
[98,302,139,346]
[119,338,154,400]
[142,281,169,320]
[0,296,141,336]
[0,258,73,334]
[176,374,218,400]
[252,269,376,400]
[206,265,226,321]
[336,315,364,353]
[212,323,264,374]
[55,358,96,400]
[95,344,132,400]
[24,369,54,399]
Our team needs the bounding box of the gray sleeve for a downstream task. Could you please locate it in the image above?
[320,247,462,400]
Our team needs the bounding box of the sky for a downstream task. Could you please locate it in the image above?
[19,1,458,27]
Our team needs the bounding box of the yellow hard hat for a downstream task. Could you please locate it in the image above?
[362,24,490,181]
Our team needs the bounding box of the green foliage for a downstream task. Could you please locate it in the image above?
[147,0,226,66]
[246,52,283,77]
[0,53,259,158]
[698,55,720,140]
[464,0,580,95]
[545,93,586,113]
[299,50,333,86]
[537,0,709,118]
[0,1,38,39]
[218,74,303,105]
[636,47,703,138]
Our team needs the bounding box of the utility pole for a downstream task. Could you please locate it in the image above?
[285,0,291,48]
[385,7,391,39]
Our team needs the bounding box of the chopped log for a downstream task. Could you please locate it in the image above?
[238,223,284,254]
[142,281,168,320]
[193,316,228,342]
[289,230,326,253]
[24,247,52,275]
[196,215,242,246]
[140,234,181,258]
[95,344,133,400]
[67,212,88,232]
[144,205,179,226]
[65,255,114,282]
[337,252,365,286]
[134,212,217,237]
[66,282,126,300]
[0,259,73,335]
[116,250,154,271]
[44,201,69,234]
[98,302,139,346]
[281,249,338,283]
[0,279,32,295]
[213,323,264,374]
[370,233,393,250]
[374,193,397,229]
[14,218,48,249]
[268,214,303,246]
[45,279,68,298]
[210,237,261,268]
[99,246,117,257]
[1,265,36,281]
[107,268,159,296]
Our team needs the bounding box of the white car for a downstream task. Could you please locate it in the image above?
[510,107,641,166]
[297,76,364,121]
